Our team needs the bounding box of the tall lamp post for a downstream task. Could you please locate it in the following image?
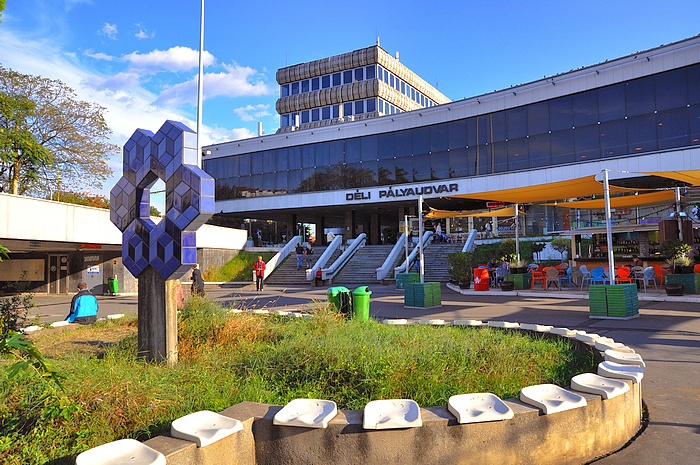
[196,0,205,168]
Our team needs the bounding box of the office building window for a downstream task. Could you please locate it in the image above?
[343,102,353,117]
[291,82,299,95]
[281,84,289,97]
[366,98,376,112]
[366,65,376,79]
[355,100,364,114]
[322,106,331,120]
[332,105,340,118]
[301,80,309,93]
[301,110,310,124]
[281,114,289,126]
[311,108,320,122]
[343,70,353,84]
[355,68,364,82]
[311,77,320,91]
[333,73,341,86]
[322,75,330,88]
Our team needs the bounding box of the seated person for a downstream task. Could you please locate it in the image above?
[66,281,98,324]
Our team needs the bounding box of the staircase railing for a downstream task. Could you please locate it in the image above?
[306,235,343,281]
[321,233,367,281]
[462,229,478,253]
[262,235,302,281]
[376,232,407,280]
[394,231,433,275]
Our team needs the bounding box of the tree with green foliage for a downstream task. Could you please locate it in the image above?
[48,190,110,209]
[531,242,546,262]
[550,237,571,262]
[0,66,117,196]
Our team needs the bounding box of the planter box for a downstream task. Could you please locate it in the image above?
[588,284,639,319]
[396,273,419,290]
[507,273,532,290]
[404,282,442,308]
[666,273,700,294]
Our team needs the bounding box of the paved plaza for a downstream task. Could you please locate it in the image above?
[28,283,700,464]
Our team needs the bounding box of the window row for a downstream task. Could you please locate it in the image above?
[280,99,378,126]
[377,65,436,107]
[280,65,377,97]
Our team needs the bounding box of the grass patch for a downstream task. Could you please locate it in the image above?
[0,299,595,464]
[202,251,276,282]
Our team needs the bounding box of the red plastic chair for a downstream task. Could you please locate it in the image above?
[615,267,634,284]
[694,264,700,273]
[531,267,546,290]
[653,265,668,287]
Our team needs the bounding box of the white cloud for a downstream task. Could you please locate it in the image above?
[84,49,114,61]
[100,22,118,40]
[134,25,155,40]
[123,46,215,73]
[234,104,271,122]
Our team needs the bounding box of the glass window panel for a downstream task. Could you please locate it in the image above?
[430,123,448,151]
[315,142,330,167]
[366,65,376,79]
[549,96,573,131]
[688,64,700,104]
[625,77,655,116]
[275,148,288,171]
[492,141,507,173]
[507,107,527,139]
[378,99,384,113]
[332,105,340,118]
[412,126,430,154]
[528,133,550,168]
[657,108,690,150]
[355,100,364,114]
[311,108,320,122]
[288,146,302,169]
[573,91,598,127]
[431,151,450,179]
[527,102,550,135]
[301,110,309,124]
[599,119,628,158]
[239,153,251,175]
[311,77,320,91]
[377,132,395,160]
[329,140,344,165]
[690,105,700,145]
[298,168,315,192]
[281,114,289,127]
[227,155,240,177]
[322,106,331,120]
[389,74,394,88]
[288,170,302,192]
[395,159,411,183]
[261,173,274,191]
[345,138,361,163]
[395,130,412,157]
[281,84,289,97]
[343,102,353,117]
[366,98,376,112]
[448,120,467,148]
[355,68,364,81]
[598,84,626,122]
[333,73,341,86]
[291,82,299,95]
[476,115,490,145]
[491,111,507,142]
[262,150,275,172]
[448,148,471,178]
[237,174,251,189]
[412,154,431,181]
[343,70,353,84]
[275,171,288,192]
[378,159,395,184]
[361,135,378,161]
[466,117,477,146]
[383,70,389,84]
[301,145,314,167]
[656,68,687,111]
[550,129,575,164]
[627,114,658,154]
[359,160,378,186]
[322,75,330,89]
[301,80,309,93]
[574,125,600,161]
[378,67,383,81]
[508,138,529,171]
[401,81,405,94]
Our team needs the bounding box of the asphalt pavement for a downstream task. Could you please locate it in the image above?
[25,283,700,464]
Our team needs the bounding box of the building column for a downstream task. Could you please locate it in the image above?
[315,215,326,244]
[370,213,380,245]
[344,210,356,240]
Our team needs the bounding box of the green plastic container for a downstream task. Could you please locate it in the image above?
[352,286,372,321]
[327,286,351,316]
[108,277,119,295]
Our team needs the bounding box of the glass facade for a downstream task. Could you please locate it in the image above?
[208,64,700,200]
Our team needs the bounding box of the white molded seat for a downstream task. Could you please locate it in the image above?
[550,327,576,337]
[51,321,70,327]
[594,339,634,352]
[419,319,445,325]
[448,393,514,424]
[363,399,422,430]
[76,438,165,465]
[598,361,644,383]
[604,349,646,367]
[574,332,601,343]
[453,320,484,326]
[107,313,125,320]
[171,410,243,447]
[520,323,553,332]
[570,373,630,400]
[488,321,520,329]
[520,384,587,414]
[383,319,409,325]
[273,310,291,316]
[273,399,338,429]
[252,309,270,314]
[22,325,42,333]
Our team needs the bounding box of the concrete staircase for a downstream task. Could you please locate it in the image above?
[332,245,395,285]
[422,243,464,283]
[265,247,343,286]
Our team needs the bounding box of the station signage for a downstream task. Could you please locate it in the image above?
[486,201,505,209]
[346,182,459,202]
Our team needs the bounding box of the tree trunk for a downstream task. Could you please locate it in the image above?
[10,156,20,195]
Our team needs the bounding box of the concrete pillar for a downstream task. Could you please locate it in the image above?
[370,213,380,244]
[344,210,356,239]
[316,215,326,244]
[137,266,178,365]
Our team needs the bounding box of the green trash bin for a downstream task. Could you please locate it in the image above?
[352,286,372,321]
[108,277,119,295]
[327,286,351,317]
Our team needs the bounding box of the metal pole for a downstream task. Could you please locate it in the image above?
[196,0,205,168]
[675,187,684,242]
[603,170,616,284]
[418,195,425,283]
[404,214,409,274]
[514,203,520,262]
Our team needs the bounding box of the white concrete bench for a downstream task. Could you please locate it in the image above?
[273,399,338,429]
[382,319,409,325]
[419,319,445,325]
[448,393,514,424]
[171,410,243,447]
[520,384,587,414]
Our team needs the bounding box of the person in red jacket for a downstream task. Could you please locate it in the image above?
[254,256,266,291]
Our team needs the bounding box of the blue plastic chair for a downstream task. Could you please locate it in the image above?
[636,266,658,292]
[558,267,572,290]
[579,265,592,290]
[589,266,609,285]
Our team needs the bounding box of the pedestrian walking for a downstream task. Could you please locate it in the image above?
[296,242,304,270]
[254,255,266,291]
[190,264,205,296]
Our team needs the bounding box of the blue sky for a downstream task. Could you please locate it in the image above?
[1,0,698,197]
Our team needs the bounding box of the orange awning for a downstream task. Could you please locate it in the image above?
[545,190,677,209]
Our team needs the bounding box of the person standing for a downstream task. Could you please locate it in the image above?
[254,255,266,291]
[303,243,314,268]
[66,281,98,324]
[295,242,304,270]
[256,228,263,247]
[190,264,205,296]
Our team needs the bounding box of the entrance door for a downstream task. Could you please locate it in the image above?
[48,255,69,294]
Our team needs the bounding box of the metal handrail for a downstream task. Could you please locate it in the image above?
[394,231,433,275]
[376,232,407,280]
[306,235,343,281]
[321,233,367,280]
[262,235,302,280]
[462,229,478,253]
